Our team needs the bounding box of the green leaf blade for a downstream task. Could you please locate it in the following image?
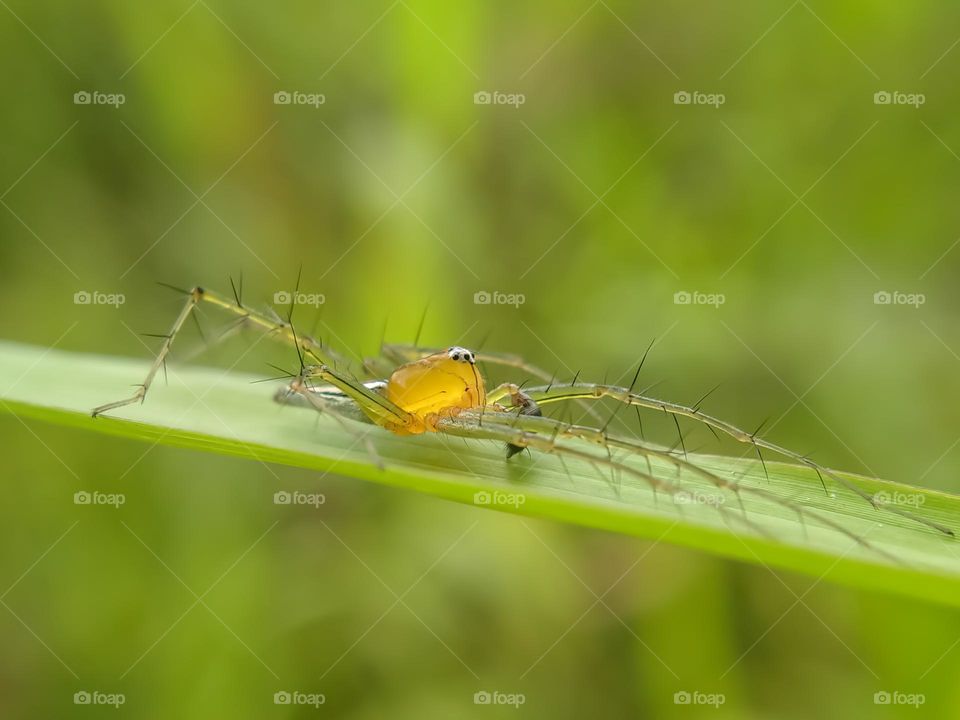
[1,340,958,606]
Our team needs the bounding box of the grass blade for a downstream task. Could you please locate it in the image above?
[1,340,958,606]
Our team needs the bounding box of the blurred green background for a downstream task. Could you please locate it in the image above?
[2,1,960,717]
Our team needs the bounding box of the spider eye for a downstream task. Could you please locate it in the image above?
[447,346,476,363]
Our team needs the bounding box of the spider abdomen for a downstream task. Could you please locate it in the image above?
[384,346,486,434]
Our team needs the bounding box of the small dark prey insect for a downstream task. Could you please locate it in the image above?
[91,284,954,549]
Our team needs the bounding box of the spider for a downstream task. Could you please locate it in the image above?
[91,283,953,548]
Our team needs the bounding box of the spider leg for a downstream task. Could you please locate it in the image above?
[175,314,247,364]
[91,286,345,417]
[361,355,396,379]
[459,408,888,559]
[282,373,385,469]
[436,413,681,498]
[437,412,890,556]
[301,365,414,432]
[272,379,384,425]
[520,382,954,538]
[485,382,522,405]
[199,287,350,367]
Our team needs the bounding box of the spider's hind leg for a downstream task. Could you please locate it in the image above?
[273,379,385,426]
[91,287,206,417]
[91,285,344,417]
[281,373,386,469]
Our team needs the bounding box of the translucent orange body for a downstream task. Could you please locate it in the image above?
[385,347,486,434]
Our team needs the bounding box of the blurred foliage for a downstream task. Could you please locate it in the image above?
[2,0,960,718]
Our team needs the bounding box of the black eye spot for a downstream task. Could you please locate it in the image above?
[452,352,460,361]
